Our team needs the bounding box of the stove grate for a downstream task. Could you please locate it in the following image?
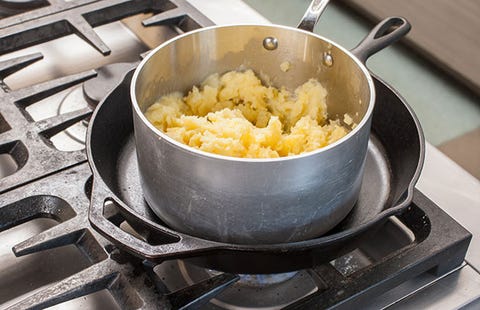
[0,162,471,309]
[0,0,213,55]
[0,53,95,194]
[285,191,471,309]
[0,0,213,194]
[1,163,238,309]
[0,0,98,27]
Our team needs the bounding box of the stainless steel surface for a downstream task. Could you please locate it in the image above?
[0,154,17,178]
[0,218,119,310]
[417,144,480,271]
[384,264,480,309]
[297,0,330,32]
[262,36,278,50]
[131,21,381,244]
[323,51,334,66]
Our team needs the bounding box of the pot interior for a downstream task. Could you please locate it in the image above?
[134,25,372,126]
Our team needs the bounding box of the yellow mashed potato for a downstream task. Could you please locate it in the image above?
[145,69,349,158]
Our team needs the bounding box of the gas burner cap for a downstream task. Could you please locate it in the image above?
[57,86,89,144]
[56,62,136,147]
[83,62,137,108]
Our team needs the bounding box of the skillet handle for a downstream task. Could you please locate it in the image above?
[351,17,411,63]
[88,179,218,261]
[297,0,330,32]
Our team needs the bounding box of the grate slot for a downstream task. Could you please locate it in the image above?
[12,220,108,264]
[0,52,43,88]
[0,141,28,179]
[103,198,181,246]
[142,7,186,27]
[0,218,93,307]
[4,261,123,310]
[0,113,11,133]
[0,153,17,179]
[0,195,76,231]
[46,289,120,310]
[12,70,96,110]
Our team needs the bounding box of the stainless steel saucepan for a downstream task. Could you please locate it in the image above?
[130,0,411,244]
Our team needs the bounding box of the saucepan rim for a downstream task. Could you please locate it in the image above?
[130,23,376,163]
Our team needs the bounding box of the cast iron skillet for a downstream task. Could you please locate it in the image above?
[87,67,425,274]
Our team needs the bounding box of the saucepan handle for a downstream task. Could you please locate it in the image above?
[297,0,330,32]
[351,17,411,63]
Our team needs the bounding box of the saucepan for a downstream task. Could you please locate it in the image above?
[130,0,411,244]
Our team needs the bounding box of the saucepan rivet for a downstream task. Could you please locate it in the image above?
[323,52,333,67]
[263,37,278,50]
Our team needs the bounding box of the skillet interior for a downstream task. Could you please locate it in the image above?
[87,71,424,273]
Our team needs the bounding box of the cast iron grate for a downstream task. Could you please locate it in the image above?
[0,162,471,309]
[0,52,95,194]
[0,0,213,194]
[0,0,213,55]
[0,163,239,309]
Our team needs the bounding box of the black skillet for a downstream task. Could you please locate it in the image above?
[87,70,424,274]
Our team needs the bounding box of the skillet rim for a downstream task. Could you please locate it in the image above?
[87,70,425,254]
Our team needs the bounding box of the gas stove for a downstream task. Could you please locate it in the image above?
[0,0,479,309]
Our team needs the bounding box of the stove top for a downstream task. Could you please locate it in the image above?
[0,159,472,309]
[0,0,478,309]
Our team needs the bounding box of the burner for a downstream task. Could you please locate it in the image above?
[156,260,317,309]
[57,63,137,144]
[57,86,89,144]
[82,62,137,108]
[235,272,298,287]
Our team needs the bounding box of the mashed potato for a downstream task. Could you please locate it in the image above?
[145,70,349,158]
